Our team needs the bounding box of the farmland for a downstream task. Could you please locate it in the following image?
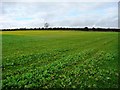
[1,31,119,89]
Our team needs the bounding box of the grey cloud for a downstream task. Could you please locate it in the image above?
[0,2,118,29]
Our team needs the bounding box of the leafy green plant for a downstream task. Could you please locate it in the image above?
[2,31,119,89]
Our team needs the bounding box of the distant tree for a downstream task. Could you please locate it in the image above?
[92,27,95,31]
[84,27,88,29]
[44,23,49,28]
[84,27,88,31]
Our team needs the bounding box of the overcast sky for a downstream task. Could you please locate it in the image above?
[0,0,119,29]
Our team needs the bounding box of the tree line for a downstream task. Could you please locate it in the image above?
[1,27,120,32]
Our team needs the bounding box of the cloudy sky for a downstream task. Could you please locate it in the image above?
[0,0,119,29]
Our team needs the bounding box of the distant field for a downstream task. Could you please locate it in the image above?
[2,31,119,89]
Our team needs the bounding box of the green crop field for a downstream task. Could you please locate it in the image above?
[1,31,119,89]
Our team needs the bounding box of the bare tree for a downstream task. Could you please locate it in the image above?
[44,23,49,28]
